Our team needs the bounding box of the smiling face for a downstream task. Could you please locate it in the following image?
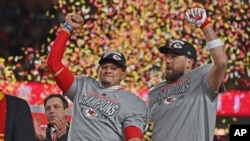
[44,97,68,125]
[98,61,126,88]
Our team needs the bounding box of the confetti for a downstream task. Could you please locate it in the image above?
[0,1,249,139]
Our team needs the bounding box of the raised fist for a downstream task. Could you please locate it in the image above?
[65,14,83,29]
[185,8,207,27]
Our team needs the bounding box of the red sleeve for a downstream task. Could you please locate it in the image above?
[47,30,74,92]
[124,126,142,141]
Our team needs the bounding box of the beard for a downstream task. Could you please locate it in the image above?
[164,67,184,83]
[100,80,112,87]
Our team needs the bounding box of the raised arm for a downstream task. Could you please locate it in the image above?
[185,8,228,92]
[47,14,83,93]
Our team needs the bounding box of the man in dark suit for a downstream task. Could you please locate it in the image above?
[0,90,36,141]
[34,94,70,141]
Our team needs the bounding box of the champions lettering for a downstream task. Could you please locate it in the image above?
[79,94,119,116]
[154,78,191,104]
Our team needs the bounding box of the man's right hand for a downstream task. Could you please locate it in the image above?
[33,117,47,140]
[65,14,84,29]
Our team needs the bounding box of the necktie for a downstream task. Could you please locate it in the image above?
[52,131,57,141]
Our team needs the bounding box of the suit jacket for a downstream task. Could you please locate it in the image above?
[37,122,70,141]
[4,94,36,141]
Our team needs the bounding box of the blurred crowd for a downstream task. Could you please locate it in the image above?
[0,0,61,81]
[0,0,249,99]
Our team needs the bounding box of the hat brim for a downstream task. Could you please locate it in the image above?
[99,58,125,68]
[159,46,182,55]
[159,46,170,54]
[159,46,197,62]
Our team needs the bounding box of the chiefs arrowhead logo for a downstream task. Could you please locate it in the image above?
[164,96,176,104]
[173,43,183,49]
[85,108,98,117]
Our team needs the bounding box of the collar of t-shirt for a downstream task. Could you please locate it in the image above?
[99,83,122,91]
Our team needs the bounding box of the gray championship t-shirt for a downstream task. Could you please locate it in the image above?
[65,75,147,141]
[148,64,225,141]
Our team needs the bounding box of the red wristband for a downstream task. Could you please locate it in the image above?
[200,19,212,29]
[124,126,142,141]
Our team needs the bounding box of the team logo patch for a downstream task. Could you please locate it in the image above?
[112,54,121,60]
[85,108,98,117]
[164,96,176,104]
[173,43,183,49]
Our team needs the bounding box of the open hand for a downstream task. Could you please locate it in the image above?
[52,117,68,138]
[33,117,47,140]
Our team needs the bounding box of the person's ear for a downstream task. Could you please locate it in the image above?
[64,108,69,116]
[121,71,126,80]
[97,65,101,73]
[185,59,194,70]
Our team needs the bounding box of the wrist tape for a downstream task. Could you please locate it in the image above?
[63,22,73,32]
[206,39,224,50]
